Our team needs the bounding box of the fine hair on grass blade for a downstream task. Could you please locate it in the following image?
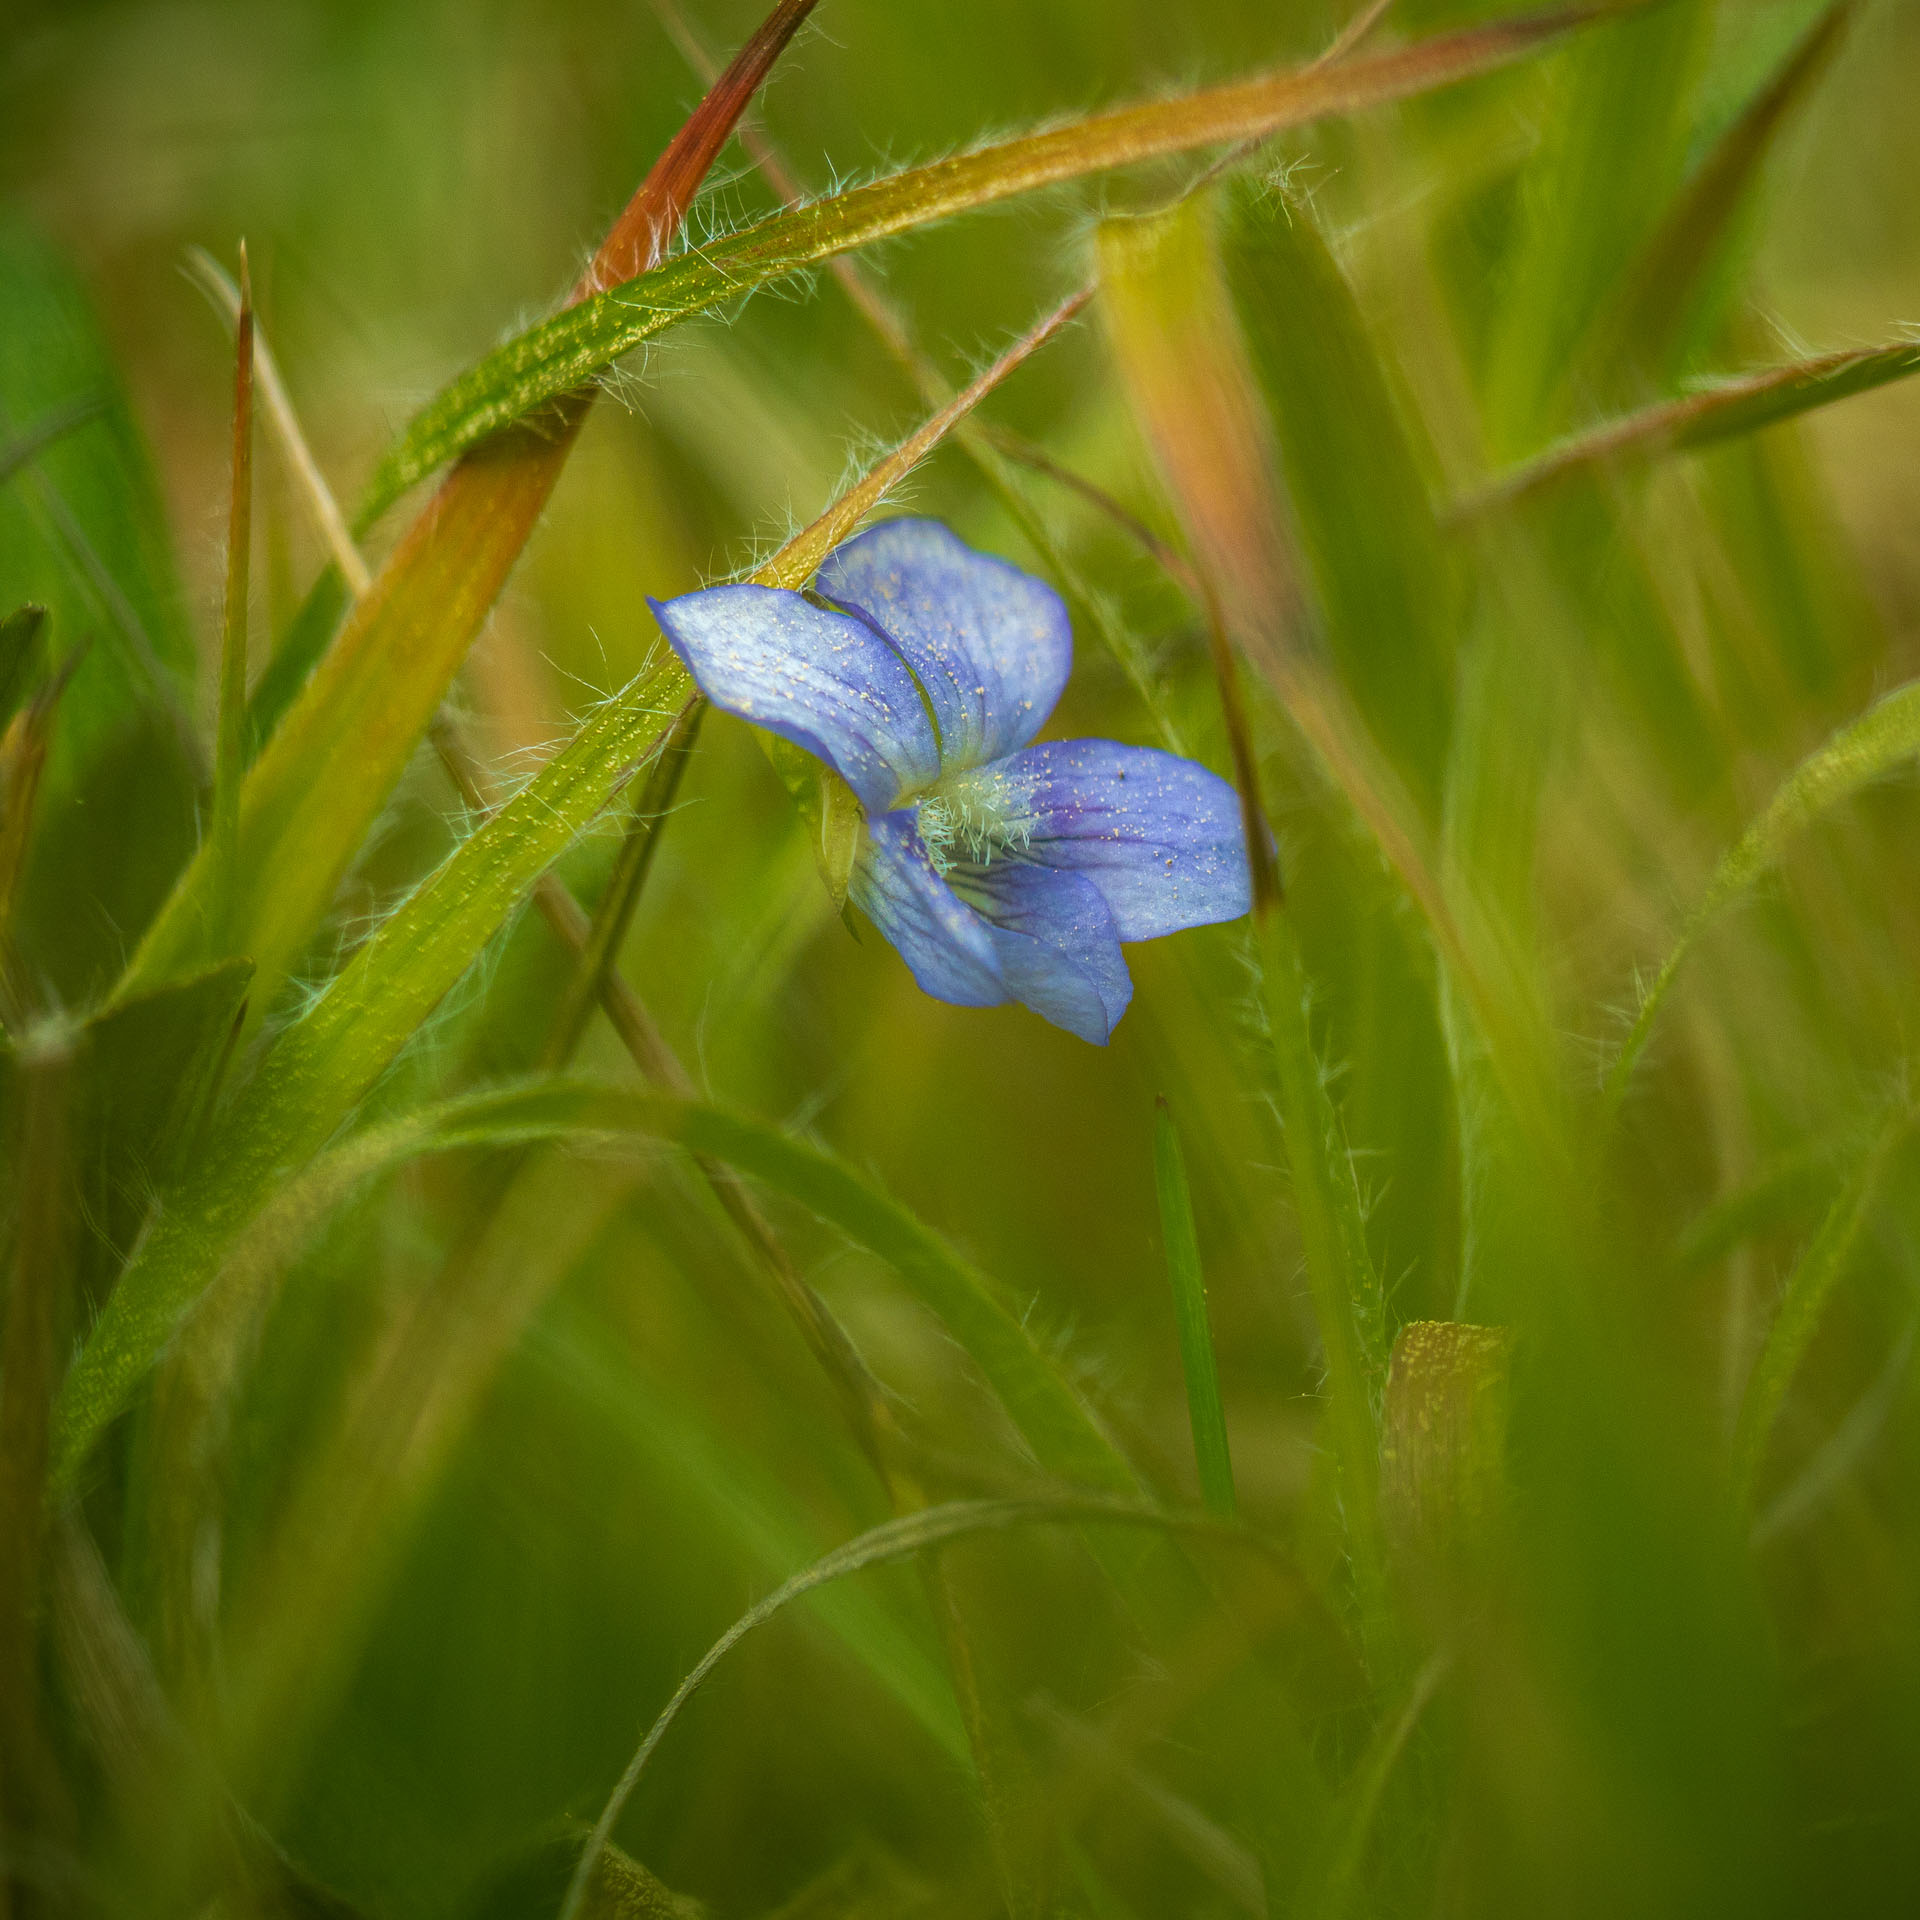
[1730,1102,1914,1514]
[113,0,822,1025]
[366,7,1602,519]
[1154,1099,1236,1517]
[208,244,253,959]
[47,278,1103,1495]
[1458,339,1920,516]
[1605,676,1920,1109]
[556,1494,1282,1920]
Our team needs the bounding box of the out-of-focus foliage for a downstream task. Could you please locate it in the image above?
[4,1,1920,1916]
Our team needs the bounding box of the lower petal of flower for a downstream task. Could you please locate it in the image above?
[950,860,1133,1046]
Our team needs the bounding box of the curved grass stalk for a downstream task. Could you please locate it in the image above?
[1459,339,1920,515]
[360,9,1599,524]
[1731,1103,1913,1513]
[1605,677,1920,1110]
[555,1493,1283,1920]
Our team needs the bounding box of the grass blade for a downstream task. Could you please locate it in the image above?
[1607,676,1920,1106]
[363,8,1599,521]
[1599,0,1858,382]
[209,247,254,956]
[558,1493,1270,1920]
[1154,1099,1235,1517]
[114,0,821,1016]
[1463,340,1920,513]
[1221,176,1456,807]
[48,667,688,1493]
[1731,1105,1912,1513]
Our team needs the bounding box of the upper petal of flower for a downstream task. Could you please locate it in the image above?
[815,518,1071,774]
[650,583,940,812]
[851,812,1131,1045]
[947,739,1251,939]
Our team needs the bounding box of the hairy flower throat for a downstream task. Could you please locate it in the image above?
[913,766,1033,875]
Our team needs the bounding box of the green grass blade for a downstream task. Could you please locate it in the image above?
[1598,0,1857,383]
[48,668,687,1493]
[1260,908,1389,1627]
[1154,1099,1235,1518]
[1482,0,1712,451]
[209,250,254,957]
[558,1493,1273,1920]
[1466,340,1920,513]
[113,0,820,1015]
[1607,676,1920,1106]
[361,9,1598,523]
[1731,1105,1912,1512]
[1221,175,1457,805]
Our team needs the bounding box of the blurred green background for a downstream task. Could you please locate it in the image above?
[5,1,1920,1915]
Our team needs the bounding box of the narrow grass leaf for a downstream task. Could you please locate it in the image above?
[1260,909,1389,1626]
[1154,1099,1235,1517]
[1466,341,1920,513]
[48,667,687,1492]
[115,0,820,1016]
[1607,676,1920,1105]
[1731,1105,1912,1513]
[209,248,254,957]
[0,605,46,736]
[1221,176,1456,805]
[365,9,1598,519]
[1597,0,1858,383]
[558,1494,1272,1920]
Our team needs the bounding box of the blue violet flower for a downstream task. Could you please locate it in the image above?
[651,518,1251,1044]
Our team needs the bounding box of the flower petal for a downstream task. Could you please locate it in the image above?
[851,814,1131,1044]
[950,860,1132,1045]
[815,518,1070,773]
[849,811,1005,1009]
[946,739,1252,939]
[650,583,939,812]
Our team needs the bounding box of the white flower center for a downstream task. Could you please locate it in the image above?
[913,767,1033,876]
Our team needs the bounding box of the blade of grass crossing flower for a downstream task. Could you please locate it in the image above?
[114,0,820,1017]
[366,9,1601,518]
[1155,1099,1236,1517]
[1731,1104,1913,1513]
[1463,341,1920,514]
[52,273,1114,1491]
[1607,676,1920,1108]
[209,247,254,956]
[557,1495,1275,1920]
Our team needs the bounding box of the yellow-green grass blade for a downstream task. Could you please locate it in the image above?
[1463,340,1920,513]
[48,669,686,1494]
[362,8,1601,525]
[113,0,822,1017]
[56,1077,1138,1505]
[1481,0,1713,452]
[1731,1104,1913,1513]
[559,1494,1283,1920]
[1221,175,1457,813]
[1606,676,1920,1107]
[1596,0,1858,386]
[1154,1099,1235,1517]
